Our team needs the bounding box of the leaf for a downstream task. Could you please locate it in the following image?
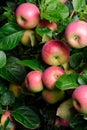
[0,51,6,68]
[1,91,15,106]
[12,106,40,129]
[72,0,86,12]
[0,22,24,50]
[16,59,45,71]
[40,0,69,22]
[0,56,27,84]
[56,73,79,90]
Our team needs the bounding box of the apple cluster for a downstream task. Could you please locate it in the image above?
[15,1,87,121]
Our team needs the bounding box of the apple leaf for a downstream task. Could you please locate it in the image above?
[0,51,6,68]
[0,22,24,50]
[16,59,45,71]
[56,72,79,90]
[0,56,27,84]
[40,0,69,22]
[72,0,86,12]
[12,106,40,129]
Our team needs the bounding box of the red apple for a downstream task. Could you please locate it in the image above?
[42,66,65,90]
[65,20,87,48]
[41,39,70,66]
[72,85,87,114]
[25,70,43,92]
[38,20,58,31]
[15,3,40,29]
[42,89,65,104]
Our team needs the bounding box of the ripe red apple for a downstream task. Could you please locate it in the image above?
[42,66,65,90]
[65,20,87,48]
[25,70,44,92]
[38,20,58,31]
[42,89,65,104]
[15,3,40,29]
[41,39,70,66]
[72,85,87,114]
[21,30,36,46]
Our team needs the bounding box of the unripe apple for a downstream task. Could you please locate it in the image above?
[42,89,65,104]
[65,20,87,48]
[15,3,40,29]
[21,30,36,47]
[56,98,76,121]
[42,66,65,90]
[72,85,87,114]
[41,39,70,66]
[9,83,22,97]
[25,70,44,92]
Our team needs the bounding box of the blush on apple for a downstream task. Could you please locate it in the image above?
[15,3,40,29]
[42,66,65,90]
[41,39,70,66]
[72,85,87,114]
[25,70,44,93]
[65,20,87,48]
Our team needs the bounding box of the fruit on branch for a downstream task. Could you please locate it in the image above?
[15,3,40,29]
[1,111,15,130]
[65,20,87,48]
[42,39,70,66]
[56,98,76,121]
[42,66,65,90]
[42,89,65,104]
[9,83,22,97]
[21,30,36,47]
[72,85,87,114]
[25,70,43,92]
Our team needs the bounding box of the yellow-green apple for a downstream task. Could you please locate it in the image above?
[42,89,65,104]
[42,66,65,90]
[65,20,87,48]
[72,85,87,114]
[15,3,40,29]
[9,83,22,97]
[21,30,36,46]
[41,39,70,66]
[25,70,44,93]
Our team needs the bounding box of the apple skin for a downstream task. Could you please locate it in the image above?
[60,0,68,3]
[15,3,40,29]
[25,70,44,93]
[42,66,65,90]
[41,39,70,66]
[72,85,87,114]
[38,20,58,31]
[42,89,65,104]
[65,20,87,48]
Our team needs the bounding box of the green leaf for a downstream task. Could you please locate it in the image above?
[16,59,45,71]
[72,0,86,12]
[56,73,79,90]
[0,56,27,84]
[0,22,24,50]
[40,0,69,22]
[12,106,40,129]
[0,51,6,68]
[1,91,15,106]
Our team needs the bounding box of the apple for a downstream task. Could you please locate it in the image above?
[60,0,68,3]
[15,3,40,29]
[21,30,36,47]
[72,85,87,114]
[25,70,44,92]
[42,89,65,104]
[65,20,87,48]
[37,20,58,31]
[60,119,69,127]
[41,39,70,66]
[42,66,65,90]
[9,83,22,97]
